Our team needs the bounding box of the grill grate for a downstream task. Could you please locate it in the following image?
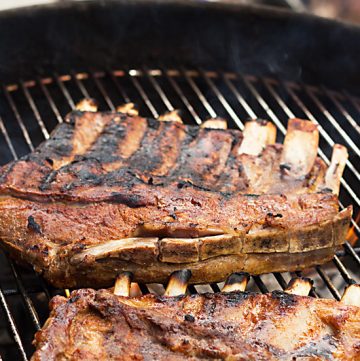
[0,68,359,360]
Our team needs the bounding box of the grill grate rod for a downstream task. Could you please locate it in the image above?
[324,88,360,136]
[8,260,40,331]
[0,68,359,360]
[0,288,27,361]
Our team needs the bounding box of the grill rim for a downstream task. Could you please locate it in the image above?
[0,67,359,360]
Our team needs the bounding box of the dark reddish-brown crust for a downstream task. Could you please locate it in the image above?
[31,288,360,361]
[0,111,352,287]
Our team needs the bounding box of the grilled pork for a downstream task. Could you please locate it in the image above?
[31,271,360,360]
[0,102,352,288]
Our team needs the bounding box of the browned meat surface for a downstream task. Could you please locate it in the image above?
[32,288,360,360]
[0,111,352,287]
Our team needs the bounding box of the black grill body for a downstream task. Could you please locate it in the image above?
[0,2,359,360]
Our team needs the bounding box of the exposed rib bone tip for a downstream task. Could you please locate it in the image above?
[285,277,313,296]
[116,102,139,116]
[222,272,250,293]
[164,269,192,296]
[200,118,228,130]
[325,144,348,195]
[129,282,142,297]
[341,283,360,306]
[75,98,99,112]
[158,110,183,124]
[114,271,133,297]
[238,119,276,156]
[280,118,319,178]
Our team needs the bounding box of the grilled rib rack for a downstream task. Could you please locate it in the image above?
[0,68,359,360]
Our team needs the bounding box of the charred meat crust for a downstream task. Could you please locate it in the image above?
[0,111,352,287]
[31,288,360,360]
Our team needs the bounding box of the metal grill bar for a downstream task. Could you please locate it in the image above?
[91,72,116,111]
[54,73,75,110]
[165,68,203,124]
[8,261,40,331]
[128,70,159,118]
[0,289,27,361]
[3,86,34,152]
[199,69,244,130]
[0,68,359,360]
[20,81,49,140]
[37,78,64,124]
[144,67,174,112]
[324,89,360,136]
[306,86,360,159]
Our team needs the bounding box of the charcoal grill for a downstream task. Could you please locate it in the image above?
[0,1,359,360]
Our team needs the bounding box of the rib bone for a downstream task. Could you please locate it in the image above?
[70,237,159,264]
[285,277,313,296]
[158,110,183,124]
[280,118,319,178]
[341,283,360,306]
[325,144,348,195]
[238,119,277,156]
[164,269,192,296]
[130,283,142,297]
[222,272,249,292]
[114,272,133,296]
[200,118,228,130]
[116,102,139,116]
[75,98,98,112]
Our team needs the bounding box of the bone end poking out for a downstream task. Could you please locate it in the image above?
[158,110,183,124]
[130,283,142,297]
[285,277,313,296]
[325,144,348,195]
[238,119,277,156]
[280,118,319,178]
[341,284,360,307]
[75,98,99,112]
[116,102,139,117]
[164,269,192,296]
[222,272,250,293]
[114,272,133,297]
[200,118,228,130]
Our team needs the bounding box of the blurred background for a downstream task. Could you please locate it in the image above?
[1,0,360,25]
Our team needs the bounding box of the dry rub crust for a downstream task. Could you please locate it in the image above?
[0,111,352,288]
[0,190,351,289]
[31,288,360,360]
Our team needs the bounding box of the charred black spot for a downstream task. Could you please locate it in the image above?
[147,118,160,130]
[267,212,283,218]
[169,212,177,220]
[184,314,195,322]
[320,187,333,194]
[190,198,202,207]
[39,170,58,191]
[261,239,271,247]
[147,177,153,185]
[45,157,54,166]
[244,194,260,198]
[177,181,188,189]
[271,291,298,307]
[27,216,42,234]
[68,295,80,304]
[255,118,269,126]
[280,163,291,171]
[110,192,149,208]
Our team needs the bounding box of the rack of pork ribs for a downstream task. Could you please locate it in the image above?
[31,270,360,360]
[0,99,351,288]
